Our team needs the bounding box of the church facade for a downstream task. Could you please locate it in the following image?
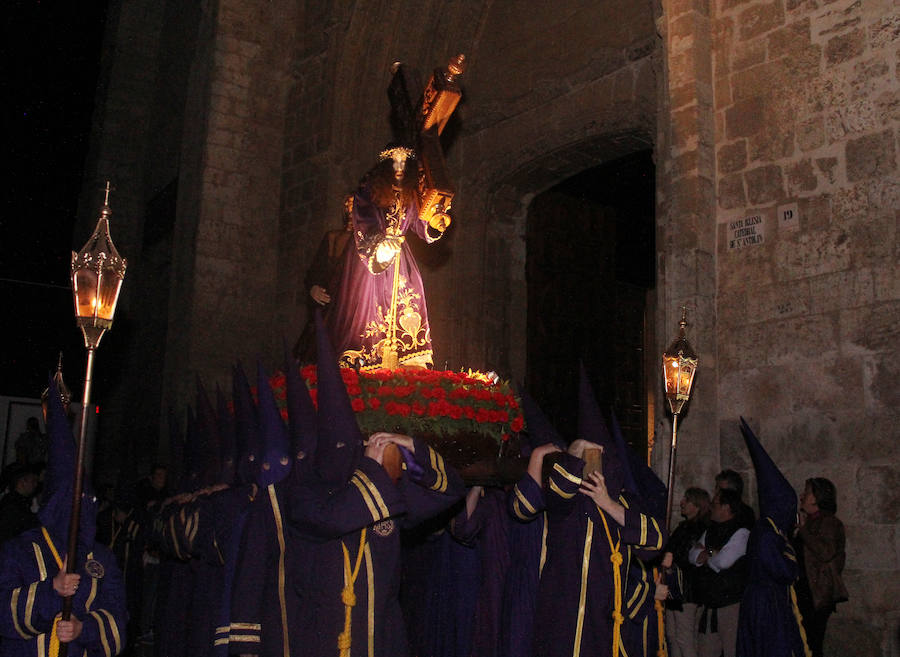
[77,1,900,653]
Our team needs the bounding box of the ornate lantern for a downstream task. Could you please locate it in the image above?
[71,182,126,348]
[662,307,698,527]
[59,182,126,649]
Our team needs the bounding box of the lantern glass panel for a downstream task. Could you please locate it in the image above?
[73,269,99,320]
[97,270,122,321]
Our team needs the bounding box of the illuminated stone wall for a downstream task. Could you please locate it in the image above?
[706,1,899,653]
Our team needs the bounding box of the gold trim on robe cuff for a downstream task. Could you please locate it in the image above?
[32,543,47,581]
[230,634,262,643]
[97,608,122,655]
[355,470,391,518]
[548,478,576,499]
[512,499,530,521]
[351,475,382,523]
[650,518,663,549]
[10,588,30,639]
[23,582,39,635]
[514,486,537,515]
[89,611,112,657]
[229,622,262,631]
[428,447,448,492]
[552,462,582,485]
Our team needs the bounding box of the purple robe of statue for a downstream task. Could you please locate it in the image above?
[325,182,443,370]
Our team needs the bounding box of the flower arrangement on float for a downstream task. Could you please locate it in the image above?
[266,366,525,446]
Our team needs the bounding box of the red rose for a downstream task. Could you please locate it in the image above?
[448,405,463,420]
[280,408,289,421]
[511,415,524,432]
[368,397,381,410]
[412,401,426,416]
[347,385,362,396]
[378,385,394,397]
[351,398,365,412]
[396,403,411,417]
[463,406,475,419]
[508,397,519,410]
[475,408,490,423]
[430,387,445,400]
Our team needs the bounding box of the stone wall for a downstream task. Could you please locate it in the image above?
[709,0,900,653]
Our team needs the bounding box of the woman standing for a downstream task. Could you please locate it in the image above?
[794,478,848,657]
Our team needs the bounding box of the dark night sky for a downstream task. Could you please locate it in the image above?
[3,2,108,398]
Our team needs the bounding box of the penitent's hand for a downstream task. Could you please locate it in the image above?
[52,557,80,597]
[567,439,602,459]
[373,432,415,453]
[56,616,83,642]
[364,434,388,465]
[527,443,562,484]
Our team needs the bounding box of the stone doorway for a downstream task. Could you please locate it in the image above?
[525,150,655,454]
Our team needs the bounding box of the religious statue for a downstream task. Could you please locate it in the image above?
[321,55,466,370]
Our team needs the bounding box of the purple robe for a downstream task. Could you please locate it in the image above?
[524,453,667,657]
[325,184,442,369]
[736,518,808,657]
[228,482,307,657]
[286,439,464,657]
[0,527,127,657]
[451,488,510,657]
[501,475,548,657]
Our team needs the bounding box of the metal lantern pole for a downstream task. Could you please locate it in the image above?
[61,183,126,650]
[662,307,698,530]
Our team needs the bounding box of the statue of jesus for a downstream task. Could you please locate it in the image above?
[323,145,448,370]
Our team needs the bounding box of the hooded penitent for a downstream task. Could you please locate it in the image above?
[518,386,567,451]
[40,377,98,555]
[612,414,667,521]
[284,342,317,481]
[232,362,261,486]
[739,417,796,533]
[576,364,624,494]
[313,309,364,489]
[255,361,293,487]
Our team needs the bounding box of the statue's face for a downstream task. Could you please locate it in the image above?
[392,152,406,180]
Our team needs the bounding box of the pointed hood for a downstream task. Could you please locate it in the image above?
[284,341,317,470]
[517,386,566,450]
[195,378,222,486]
[577,364,623,494]
[256,361,292,487]
[232,362,260,485]
[740,417,796,532]
[216,386,237,486]
[615,418,667,521]
[39,378,98,551]
[609,410,639,498]
[313,310,363,488]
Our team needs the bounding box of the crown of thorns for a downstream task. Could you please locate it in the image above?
[378,146,416,162]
